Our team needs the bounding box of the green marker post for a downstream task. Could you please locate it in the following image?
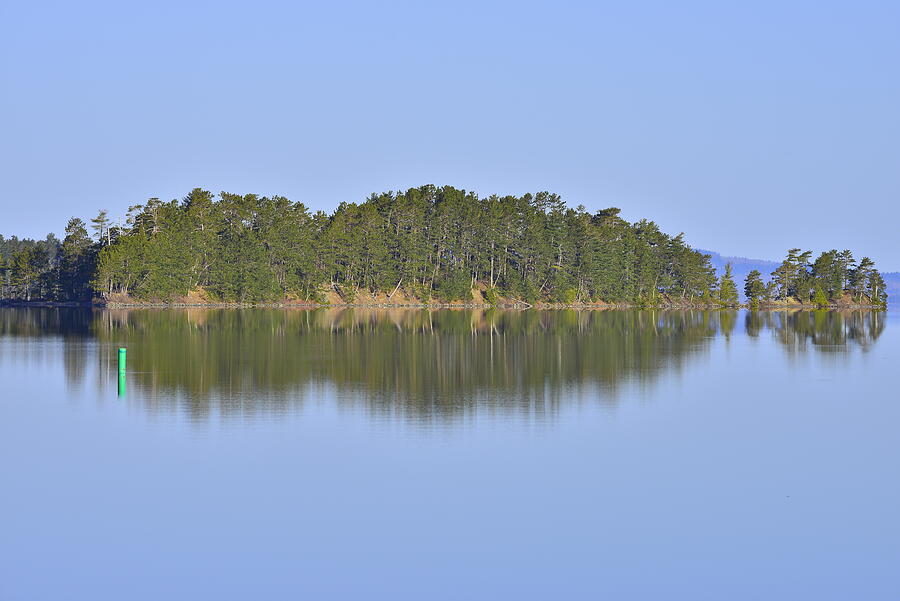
[118,347,126,397]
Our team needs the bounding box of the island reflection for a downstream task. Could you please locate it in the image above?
[0,308,887,423]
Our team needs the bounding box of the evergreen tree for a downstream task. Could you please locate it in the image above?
[717,263,739,307]
[91,210,112,246]
[850,257,876,301]
[743,270,766,305]
[812,284,829,309]
[59,218,93,300]
[1,185,889,308]
[866,269,887,307]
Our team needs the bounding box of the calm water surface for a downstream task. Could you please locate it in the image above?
[1,308,897,600]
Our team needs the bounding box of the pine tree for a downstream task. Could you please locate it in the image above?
[849,257,874,301]
[717,263,739,307]
[743,270,766,306]
[812,284,829,309]
[866,270,887,307]
[91,210,112,246]
[59,218,93,301]
[0,185,889,308]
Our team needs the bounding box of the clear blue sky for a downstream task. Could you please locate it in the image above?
[2,0,898,269]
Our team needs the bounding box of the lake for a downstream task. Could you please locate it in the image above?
[1,308,897,600]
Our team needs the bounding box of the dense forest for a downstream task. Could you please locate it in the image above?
[0,185,888,307]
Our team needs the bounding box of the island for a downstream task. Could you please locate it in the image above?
[0,185,888,309]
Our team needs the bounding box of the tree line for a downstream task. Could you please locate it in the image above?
[743,248,887,309]
[0,185,888,307]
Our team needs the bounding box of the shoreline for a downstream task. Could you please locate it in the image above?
[0,300,886,311]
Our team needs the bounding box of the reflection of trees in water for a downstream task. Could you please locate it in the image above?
[744,310,885,352]
[0,307,95,337]
[0,308,887,422]
[84,309,723,421]
[0,307,96,388]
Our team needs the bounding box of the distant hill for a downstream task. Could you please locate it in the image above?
[882,272,900,306]
[700,249,898,305]
[699,250,780,274]
[697,249,778,301]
